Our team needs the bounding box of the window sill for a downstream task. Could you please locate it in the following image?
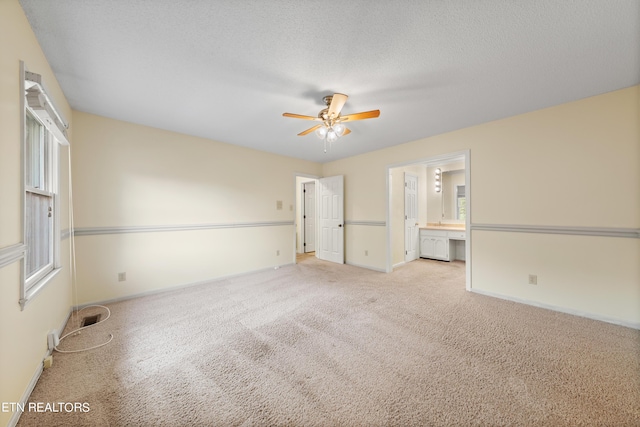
[20,267,61,310]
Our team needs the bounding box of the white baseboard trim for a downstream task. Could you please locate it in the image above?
[470,288,640,330]
[345,261,387,273]
[75,263,295,309]
[8,309,72,427]
[392,261,406,269]
[8,362,42,427]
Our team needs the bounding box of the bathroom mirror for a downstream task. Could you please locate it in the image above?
[442,170,466,221]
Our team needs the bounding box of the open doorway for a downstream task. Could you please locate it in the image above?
[293,174,345,265]
[386,150,471,291]
[294,175,319,262]
[302,181,316,253]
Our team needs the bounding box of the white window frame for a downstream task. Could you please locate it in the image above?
[456,184,466,221]
[20,62,67,309]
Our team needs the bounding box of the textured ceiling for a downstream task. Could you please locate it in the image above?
[19,0,640,163]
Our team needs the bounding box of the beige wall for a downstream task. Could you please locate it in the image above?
[343,225,387,271]
[323,86,640,327]
[473,231,640,323]
[71,111,322,304]
[0,1,74,426]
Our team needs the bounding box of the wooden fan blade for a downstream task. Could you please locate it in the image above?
[340,110,380,122]
[327,93,348,119]
[298,124,321,136]
[283,113,322,121]
[343,127,351,135]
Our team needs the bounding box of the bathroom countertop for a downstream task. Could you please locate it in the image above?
[419,224,466,231]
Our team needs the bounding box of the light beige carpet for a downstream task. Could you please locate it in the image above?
[18,257,640,426]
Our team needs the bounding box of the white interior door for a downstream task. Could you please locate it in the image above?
[318,175,344,264]
[303,181,316,253]
[405,173,418,262]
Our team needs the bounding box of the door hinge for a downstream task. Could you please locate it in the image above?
[405,215,407,220]
[405,250,408,255]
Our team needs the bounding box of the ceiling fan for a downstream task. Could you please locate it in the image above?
[283,93,380,152]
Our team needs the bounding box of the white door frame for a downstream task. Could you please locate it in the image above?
[293,173,320,264]
[385,150,471,291]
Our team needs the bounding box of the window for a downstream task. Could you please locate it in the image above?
[24,111,57,286]
[456,185,466,221]
[20,63,68,308]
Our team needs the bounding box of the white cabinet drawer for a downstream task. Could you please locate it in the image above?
[448,231,466,240]
[419,229,448,237]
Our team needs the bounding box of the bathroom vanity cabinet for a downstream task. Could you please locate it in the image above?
[419,228,466,261]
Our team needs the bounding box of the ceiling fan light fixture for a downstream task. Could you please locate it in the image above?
[326,129,338,143]
[315,126,328,139]
[333,123,345,136]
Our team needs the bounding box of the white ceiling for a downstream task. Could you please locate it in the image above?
[19,0,640,163]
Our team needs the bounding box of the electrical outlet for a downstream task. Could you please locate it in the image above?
[43,355,53,369]
[276,250,280,256]
[118,272,126,282]
[528,274,537,285]
[276,200,283,210]
[365,250,369,256]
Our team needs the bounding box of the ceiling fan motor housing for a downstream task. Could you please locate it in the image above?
[318,108,337,122]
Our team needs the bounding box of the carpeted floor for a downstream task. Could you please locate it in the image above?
[18,257,640,426]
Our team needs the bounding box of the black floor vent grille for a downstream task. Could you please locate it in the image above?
[81,314,101,327]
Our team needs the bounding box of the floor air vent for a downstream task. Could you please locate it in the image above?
[81,314,101,327]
